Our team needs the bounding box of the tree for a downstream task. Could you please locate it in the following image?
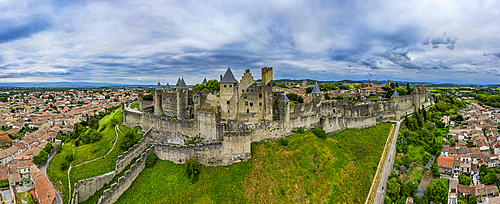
[401,154,411,166]
[426,179,448,203]
[431,163,440,177]
[324,93,331,100]
[306,87,313,93]
[458,174,472,185]
[192,84,206,91]
[65,154,74,162]
[60,160,70,170]
[469,194,477,204]
[88,118,99,129]
[205,79,219,91]
[54,144,62,153]
[406,82,411,94]
[33,150,48,164]
[89,130,103,143]
[186,157,201,182]
[286,93,304,104]
[44,142,53,153]
[142,94,154,101]
[387,177,401,201]
[479,164,488,176]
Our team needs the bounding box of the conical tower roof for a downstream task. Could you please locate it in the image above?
[176,78,182,86]
[392,90,399,97]
[311,82,322,94]
[396,104,401,110]
[279,94,290,102]
[202,78,208,85]
[165,82,173,90]
[177,78,188,89]
[220,67,238,83]
[155,81,164,90]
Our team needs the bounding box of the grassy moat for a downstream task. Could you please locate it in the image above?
[116,123,393,204]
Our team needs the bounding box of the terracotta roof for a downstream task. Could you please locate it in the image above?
[31,165,56,204]
[0,166,7,180]
[437,156,454,169]
[490,196,500,204]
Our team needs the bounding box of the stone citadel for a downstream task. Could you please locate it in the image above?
[72,67,433,203]
[123,67,433,166]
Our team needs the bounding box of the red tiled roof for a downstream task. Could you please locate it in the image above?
[31,165,56,204]
[437,156,454,169]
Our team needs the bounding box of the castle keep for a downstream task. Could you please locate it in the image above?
[123,67,432,166]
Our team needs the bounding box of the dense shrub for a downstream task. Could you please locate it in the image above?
[186,157,201,182]
[74,139,80,147]
[120,126,142,150]
[146,153,159,168]
[292,127,305,134]
[286,93,304,104]
[65,154,74,162]
[279,138,289,146]
[54,144,62,153]
[312,128,327,139]
[60,160,70,170]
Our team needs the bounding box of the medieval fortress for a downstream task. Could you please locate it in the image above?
[74,67,432,203]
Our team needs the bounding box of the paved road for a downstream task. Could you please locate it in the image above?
[40,152,64,204]
[373,121,401,204]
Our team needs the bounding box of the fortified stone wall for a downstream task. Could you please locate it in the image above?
[160,92,177,116]
[116,134,149,173]
[138,99,153,112]
[98,147,155,204]
[123,110,142,129]
[73,171,116,203]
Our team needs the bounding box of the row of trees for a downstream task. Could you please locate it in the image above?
[192,79,220,91]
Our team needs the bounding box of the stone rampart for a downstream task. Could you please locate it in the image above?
[138,98,153,111]
[98,147,155,204]
[73,171,116,203]
[115,128,151,173]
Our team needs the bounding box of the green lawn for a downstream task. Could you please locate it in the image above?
[130,101,139,110]
[16,191,36,204]
[116,123,393,204]
[405,165,425,184]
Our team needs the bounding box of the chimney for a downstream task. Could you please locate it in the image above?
[220,75,223,81]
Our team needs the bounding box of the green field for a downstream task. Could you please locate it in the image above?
[116,123,393,204]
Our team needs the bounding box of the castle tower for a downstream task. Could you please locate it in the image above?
[154,81,164,115]
[220,67,238,120]
[261,67,273,121]
[277,94,290,122]
[138,89,144,98]
[176,78,189,119]
[302,80,307,88]
[202,78,208,85]
[390,90,399,111]
[395,104,401,121]
[311,81,322,104]
[165,82,173,92]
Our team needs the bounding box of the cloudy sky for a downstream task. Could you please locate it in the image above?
[0,0,499,85]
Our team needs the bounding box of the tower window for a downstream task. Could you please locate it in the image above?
[250,102,253,106]
[259,102,262,106]
[245,101,248,106]
[247,109,249,113]
[259,94,262,98]
[230,85,232,87]
[224,85,227,88]
[228,110,230,113]
[242,90,244,92]
[227,101,230,104]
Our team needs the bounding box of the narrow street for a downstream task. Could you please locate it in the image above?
[39,152,64,204]
[373,121,401,204]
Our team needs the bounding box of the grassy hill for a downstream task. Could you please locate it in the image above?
[116,123,393,204]
[47,108,140,204]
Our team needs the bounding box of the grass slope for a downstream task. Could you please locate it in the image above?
[47,108,132,204]
[116,123,393,204]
